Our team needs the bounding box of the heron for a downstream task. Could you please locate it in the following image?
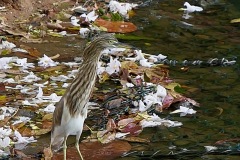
[50,34,118,160]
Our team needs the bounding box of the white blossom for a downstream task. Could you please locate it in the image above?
[170,106,197,116]
[79,28,90,38]
[43,103,55,113]
[140,113,182,128]
[115,132,130,139]
[21,72,41,83]
[50,75,71,82]
[139,59,153,67]
[126,83,134,88]
[12,116,31,125]
[14,130,36,144]
[38,54,59,68]
[3,78,16,83]
[36,87,43,99]
[205,146,218,152]
[12,48,28,53]
[22,100,38,106]
[62,83,69,88]
[0,40,16,50]
[149,54,167,62]
[0,128,12,138]
[33,81,48,88]
[97,62,106,75]
[14,58,34,69]
[70,16,80,26]
[109,0,138,18]
[42,93,61,102]
[80,10,98,22]
[105,57,121,75]
[0,57,13,69]
[0,115,4,121]
[101,47,126,55]
[0,107,16,117]
[0,137,11,148]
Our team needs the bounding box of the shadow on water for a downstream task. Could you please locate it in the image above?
[116,0,240,159]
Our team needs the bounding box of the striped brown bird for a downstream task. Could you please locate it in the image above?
[50,34,117,160]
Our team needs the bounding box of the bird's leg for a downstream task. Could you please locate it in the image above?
[76,133,84,160]
[76,142,84,160]
[63,136,67,160]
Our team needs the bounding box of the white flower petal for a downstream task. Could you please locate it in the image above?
[170,106,197,116]
[205,146,218,152]
[38,54,59,68]
[139,59,153,67]
[0,137,11,148]
[79,28,90,38]
[36,87,43,99]
[43,103,55,113]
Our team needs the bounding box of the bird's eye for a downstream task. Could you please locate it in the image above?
[108,40,117,44]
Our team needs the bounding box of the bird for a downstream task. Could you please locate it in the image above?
[50,33,118,160]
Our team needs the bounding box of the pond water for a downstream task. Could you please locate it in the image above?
[116,0,240,159]
[17,0,240,159]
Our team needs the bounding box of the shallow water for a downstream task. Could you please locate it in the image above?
[19,0,240,159]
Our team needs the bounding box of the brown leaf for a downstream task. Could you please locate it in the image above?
[3,69,26,75]
[19,127,32,137]
[120,123,142,136]
[12,122,25,130]
[98,132,116,144]
[95,19,137,33]
[105,98,122,109]
[32,128,51,136]
[52,141,131,160]
[123,136,150,143]
[118,118,135,128]
[106,119,117,131]
[42,121,52,130]
[42,113,53,121]
[27,48,42,58]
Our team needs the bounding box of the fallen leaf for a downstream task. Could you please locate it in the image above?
[105,98,122,109]
[52,141,131,160]
[42,113,53,121]
[165,82,181,91]
[95,19,137,33]
[230,18,240,23]
[106,119,117,131]
[118,118,135,128]
[42,121,52,130]
[120,123,142,136]
[0,83,6,92]
[123,136,150,143]
[98,132,116,144]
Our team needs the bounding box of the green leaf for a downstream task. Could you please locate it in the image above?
[110,12,124,21]
[174,85,186,94]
